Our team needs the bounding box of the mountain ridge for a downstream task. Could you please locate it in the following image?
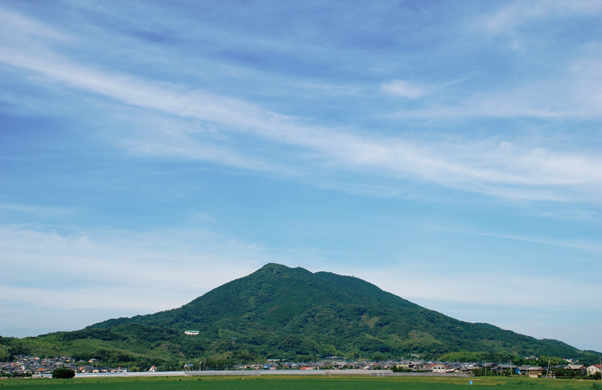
[2,263,599,365]
[87,263,597,361]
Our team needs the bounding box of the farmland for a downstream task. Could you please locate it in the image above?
[1,375,600,390]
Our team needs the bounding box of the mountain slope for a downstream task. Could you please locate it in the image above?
[84,263,597,361]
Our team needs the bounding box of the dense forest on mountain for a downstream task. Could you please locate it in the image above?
[1,264,600,366]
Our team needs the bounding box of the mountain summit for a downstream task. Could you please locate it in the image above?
[85,263,593,361]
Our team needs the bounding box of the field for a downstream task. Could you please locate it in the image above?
[1,376,600,390]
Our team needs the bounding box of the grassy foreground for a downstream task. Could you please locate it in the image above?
[0,376,600,390]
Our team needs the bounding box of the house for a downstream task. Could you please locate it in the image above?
[587,365,602,376]
[567,364,585,370]
[32,374,53,378]
[78,366,94,373]
[492,364,516,374]
[528,367,544,378]
[458,364,477,374]
[148,366,157,372]
[184,330,200,335]
[428,364,450,373]
[516,365,531,375]
[406,361,424,371]
[566,364,587,375]
[447,363,462,372]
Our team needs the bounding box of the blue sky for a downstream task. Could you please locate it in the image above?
[1,0,601,354]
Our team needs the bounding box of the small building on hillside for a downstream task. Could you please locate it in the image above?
[184,330,199,335]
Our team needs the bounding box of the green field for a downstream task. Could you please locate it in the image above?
[1,376,600,390]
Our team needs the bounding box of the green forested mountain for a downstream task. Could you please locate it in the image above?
[2,264,600,365]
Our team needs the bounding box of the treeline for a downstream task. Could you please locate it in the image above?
[3,327,601,367]
[438,351,575,366]
[439,351,516,363]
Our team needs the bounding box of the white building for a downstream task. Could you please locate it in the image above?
[587,365,601,376]
[430,364,450,373]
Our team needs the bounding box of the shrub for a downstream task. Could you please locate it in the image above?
[52,367,75,379]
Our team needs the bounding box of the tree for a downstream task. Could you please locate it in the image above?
[52,367,75,379]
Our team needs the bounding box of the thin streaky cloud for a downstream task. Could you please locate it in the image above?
[381,79,429,99]
[1,9,601,204]
[481,0,602,34]
[1,41,601,202]
[443,228,602,255]
[349,266,600,309]
[391,57,602,121]
[0,202,76,217]
[0,9,67,41]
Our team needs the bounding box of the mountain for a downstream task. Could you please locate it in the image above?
[2,264,600,365]
[87,264,595,361]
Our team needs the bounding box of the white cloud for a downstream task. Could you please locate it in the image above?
[392,52,602,120]
[0,9,66,41]
[355,265,600,310]
[0,225,265,312]
[3,224,599,342]
[0,202,76,217]
[381,79,428,99]
[481,0,602,34]
[2,42,601,202]
[443,228,602,256]
[1,8,602,204]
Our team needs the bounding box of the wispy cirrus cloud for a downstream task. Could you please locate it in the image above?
[391,48,602,121]
[0,225,264,307]
[2,223,599,339]
[360,266,600,309]
[0,224,266,336]
[481,0,602,34]
[381,79,430,99]
[1,8,601,204]
[1,47,601,203]
[0,202,76,217]
[0,8,67,41]
[441,227,602,256]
